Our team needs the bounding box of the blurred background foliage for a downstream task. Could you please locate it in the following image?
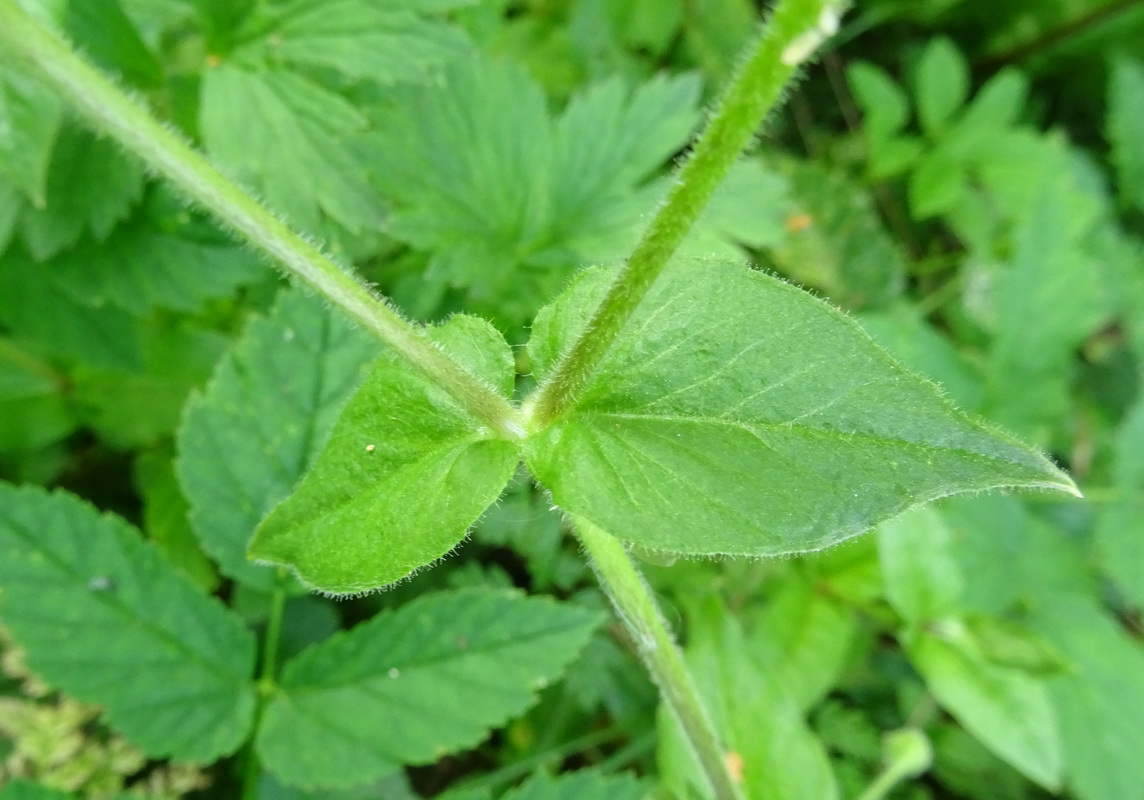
[1,0,1143,798]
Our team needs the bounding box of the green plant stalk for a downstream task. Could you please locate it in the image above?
[0,0,524,442]
[241,575,289,800]
[529,0,848,427]
[572,516,746,800]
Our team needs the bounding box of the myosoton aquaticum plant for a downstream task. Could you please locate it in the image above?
[0,1,1079,798]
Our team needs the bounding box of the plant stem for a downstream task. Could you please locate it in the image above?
[529,0,848,428]
[572,516,746,800]
[0,0,524,442]
[240,575,290,800]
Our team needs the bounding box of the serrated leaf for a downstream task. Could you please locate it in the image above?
[177,290,378,589]
[200,65,384,235]
[0,64,62,205]
[915,37,968,135]
[250,0,471,84]
[249,314,520,594]
[371,58,700,323]
[0,484,257,761]
[660,598,838,800]
[909,624,1061,790]
[1108,56,1144,213]
[17,123,144,260]
[501,771,647,800]
[524,259,1076,558]
[256,588,599,789]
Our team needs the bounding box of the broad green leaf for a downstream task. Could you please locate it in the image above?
[178,290,378,590]
[0,64,62,205]
[370,58,700,324]
[908,624,1062,789]
[1108,56,1144,213]
[200,65,384,235]
[249,314,520,594]
[256,588,599,789]
[0,484,257,761]
[524,259,1076,558]
[877,506,963,626]
[679,0,754,83]
[17,123,144,260]
[1032,597,1144,800]
[249,0,471,84]
[501,771,647,800]
[914,37,968,135]
[769,158,906,308]
[748,574,856,711]
[659,598,838,800]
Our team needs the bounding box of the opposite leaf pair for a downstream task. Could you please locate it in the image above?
[250,257,1076,595]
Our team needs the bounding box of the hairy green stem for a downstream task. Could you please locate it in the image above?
[572,516,746,800]
[529,0,848,428]
[0,1,524,441]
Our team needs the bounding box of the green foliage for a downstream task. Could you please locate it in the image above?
[249,314,520,593]
[0,484,257,762]
[257,589,599,788]
[2,2,1144,799]
[178,289,378,590]
[525,258,1072,557]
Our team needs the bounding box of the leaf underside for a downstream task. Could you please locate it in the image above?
[524,258,1076,557]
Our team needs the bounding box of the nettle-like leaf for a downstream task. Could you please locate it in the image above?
[368,57,700,323]
[248,314,521,594]
[256,588,600,789]
[524,258,1076,558]
[200,66,383,236]
[13,122,144,260]
[199,0,469,235]
[0,483,257,761]
[178,290,378,590]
